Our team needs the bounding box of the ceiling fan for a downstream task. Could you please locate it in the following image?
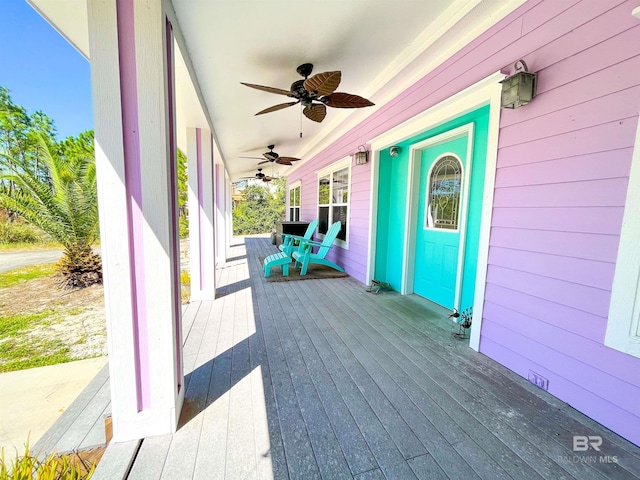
[241,63,374,123]
[240,145,301,166]
[239,168,273,183]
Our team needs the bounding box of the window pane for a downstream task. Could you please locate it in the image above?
[318,206,329,234]
[289,208,294,221]
[290,186,300,206]
[427,155,461,230]
[332,167,349,203]
[294,208,300,221]
[333,205,348,240]
[319,176,330,204]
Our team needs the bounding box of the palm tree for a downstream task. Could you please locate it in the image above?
[0,135,101,288]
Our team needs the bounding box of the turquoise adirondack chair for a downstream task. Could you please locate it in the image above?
[292,221,345,276]
[279,219,318,256]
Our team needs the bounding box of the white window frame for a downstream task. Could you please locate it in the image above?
[288,181,301,221]
[605,118,640,358]
[317,156,351,248]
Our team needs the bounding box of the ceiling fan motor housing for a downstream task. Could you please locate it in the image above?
[296,63,314,78]
[291,80,320,106]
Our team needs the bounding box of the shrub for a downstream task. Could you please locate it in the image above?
[0,220,43,244]
[179,216,189,239]
[0,443,95,479]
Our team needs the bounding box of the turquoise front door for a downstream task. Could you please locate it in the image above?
[413,133,469,309]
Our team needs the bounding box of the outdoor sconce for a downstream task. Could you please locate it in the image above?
[355,145,368,165]
[500,59,537,109]
[389,146,401,158]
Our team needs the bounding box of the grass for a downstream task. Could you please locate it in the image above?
[0,310,75,373]
[0,263,57,288]
[0,312,51,337]
[0,265,90,373]
[0,342,72,373]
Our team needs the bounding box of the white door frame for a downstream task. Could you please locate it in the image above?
[404,124,474,312]
[367,71,504,351]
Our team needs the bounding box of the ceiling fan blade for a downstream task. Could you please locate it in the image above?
[263,177,273,182]
[257,160,271,165]
[304,71,341,96]
[240,82,291,96]
[278,156,300,162]
[275,159,293,165]
[239,156,264,160]
[303,103,327,123]
[323,92,375,108]
[255,101,299,116]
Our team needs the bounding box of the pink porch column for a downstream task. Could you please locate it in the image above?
[215,163,229,264]
[87,0,184,441]
[187,127,216,300]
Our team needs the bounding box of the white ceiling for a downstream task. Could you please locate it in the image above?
[28,0,522,181]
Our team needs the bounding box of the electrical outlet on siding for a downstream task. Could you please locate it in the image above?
[528,370,549,391]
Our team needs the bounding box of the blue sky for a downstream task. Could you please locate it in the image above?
[0,0,93,140]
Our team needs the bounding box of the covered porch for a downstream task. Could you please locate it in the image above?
[37,236,640,479]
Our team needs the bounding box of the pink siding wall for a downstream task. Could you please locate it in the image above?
[288,0,640,446]
[486,0,640,446]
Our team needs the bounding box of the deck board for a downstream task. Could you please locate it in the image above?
[325,280,567,480]
[32,363,110,455]
[41,236,640,479]
[380,294,639,479]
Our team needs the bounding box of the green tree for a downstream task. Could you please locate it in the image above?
[57,129,94,162]
[232,177,286,235]
[0,87,57,190]
[0,135,101,288]
[177,149,188,238]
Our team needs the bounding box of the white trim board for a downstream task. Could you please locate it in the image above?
[367,71,504,351]
[288,180,301,221]
[316,156,352,249]
[605,116,640,358]
[402,124,475,315]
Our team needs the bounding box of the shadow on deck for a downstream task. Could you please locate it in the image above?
[38,237,640,479]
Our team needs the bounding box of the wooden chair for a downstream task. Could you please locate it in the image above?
[292,221,345,276]
[279,219,318,256]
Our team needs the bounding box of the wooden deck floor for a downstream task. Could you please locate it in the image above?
[57,235,638,479]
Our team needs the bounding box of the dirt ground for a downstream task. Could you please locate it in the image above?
[0,275,107,360]
[0,240,190,365]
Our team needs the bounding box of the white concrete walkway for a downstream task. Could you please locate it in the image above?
[0,356,107,456]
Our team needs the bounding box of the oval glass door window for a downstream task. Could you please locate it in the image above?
[426,155,462,230]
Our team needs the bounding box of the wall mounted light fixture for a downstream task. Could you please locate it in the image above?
[389,146,401,158]
[500,59,537,109]
[355,145,369,165]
